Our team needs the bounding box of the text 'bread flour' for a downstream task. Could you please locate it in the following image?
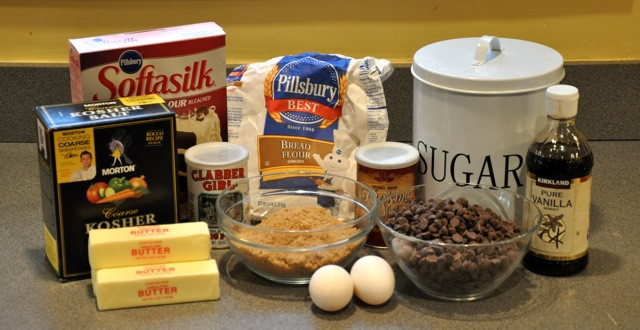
[227,52,392,198]
[69,22,227,220]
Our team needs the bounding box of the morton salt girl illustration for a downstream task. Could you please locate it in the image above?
[523,85,593,276]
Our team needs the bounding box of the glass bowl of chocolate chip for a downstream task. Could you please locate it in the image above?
[377,183,543,301]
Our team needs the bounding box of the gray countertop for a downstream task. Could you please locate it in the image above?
[1,141,639,329]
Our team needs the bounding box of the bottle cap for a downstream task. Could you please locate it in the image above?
[546,84,579,118]
[355,142,419,170]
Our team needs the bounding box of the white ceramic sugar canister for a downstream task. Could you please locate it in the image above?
[412,35,564,195]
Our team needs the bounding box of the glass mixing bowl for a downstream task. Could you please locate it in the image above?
[216,171,378,284]
[378,183,542,301]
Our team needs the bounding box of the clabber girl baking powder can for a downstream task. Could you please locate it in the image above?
[185,142,248,248]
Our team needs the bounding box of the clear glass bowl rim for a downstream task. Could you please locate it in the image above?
[377,182,543,249]
[215,171,379,251]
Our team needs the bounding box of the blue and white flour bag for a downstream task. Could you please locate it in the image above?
[226,53,392,213]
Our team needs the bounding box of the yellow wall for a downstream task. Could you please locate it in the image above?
[1,0,638,66]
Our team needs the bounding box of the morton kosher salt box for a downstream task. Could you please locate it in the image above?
[69,22,227,221]
[35,95,179,280]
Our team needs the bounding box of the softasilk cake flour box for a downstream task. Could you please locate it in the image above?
[35,95,179,280]
[69,22,227,220]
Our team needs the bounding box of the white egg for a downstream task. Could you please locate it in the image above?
[350,255,395,305]
[309,265,353,312]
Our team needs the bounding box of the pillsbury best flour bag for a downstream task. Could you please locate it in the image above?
[226,53,392,199]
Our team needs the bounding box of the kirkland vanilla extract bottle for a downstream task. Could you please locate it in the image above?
[523,85,594,276]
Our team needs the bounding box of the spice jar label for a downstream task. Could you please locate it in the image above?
[358,166,416,201]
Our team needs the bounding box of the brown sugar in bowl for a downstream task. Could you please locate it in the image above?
[216,171,378,284]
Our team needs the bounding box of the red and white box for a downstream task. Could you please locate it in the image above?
[69,22,227,220]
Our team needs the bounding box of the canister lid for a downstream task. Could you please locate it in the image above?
[355,142,419,170]
[185,142,249,168]
[412,36,565,94]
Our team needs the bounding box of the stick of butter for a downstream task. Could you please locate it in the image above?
[88,222,212,270]
[94,259,220,310]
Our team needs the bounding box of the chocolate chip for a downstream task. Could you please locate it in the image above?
[465,231,477,241]
[478,258,491,271]
[386,196,523,295]
[452,233,464,243]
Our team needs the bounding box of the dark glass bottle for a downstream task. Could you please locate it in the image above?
[523,85,593,276]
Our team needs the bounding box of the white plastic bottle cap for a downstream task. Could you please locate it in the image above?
[355,142,419,170]
[546,84,579,119]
